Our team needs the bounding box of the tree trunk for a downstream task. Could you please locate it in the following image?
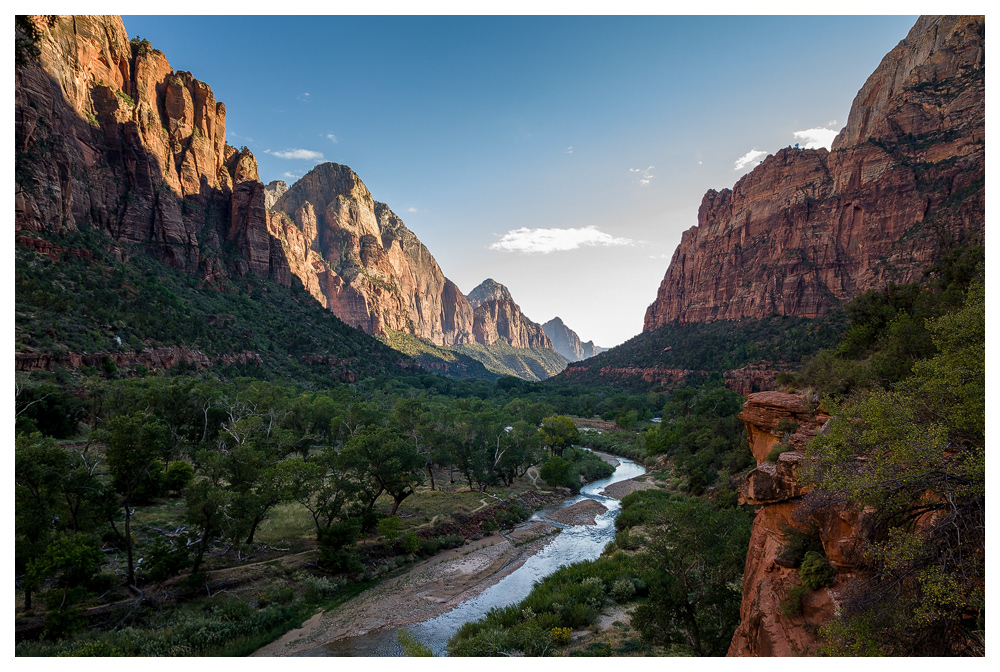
[426,462,436,491]
[124,498,135,588]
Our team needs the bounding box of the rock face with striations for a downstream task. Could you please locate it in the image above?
[466,279,553,350]
[728,393,868,657]
[15,15,288,282]
[270,162,475,345]
[644,15,984,330]
[541,317,600,361]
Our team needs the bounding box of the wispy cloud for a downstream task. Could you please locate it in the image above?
[490,226,633,254]
[282,171,302,180]
[734,149,767,171]
[629,165,655,186]
[407,207,418,213]
[265,148,325,160]
[324,133,338,143]
[793,127,838,150]
[297,92,311,103]
[565,146,574,154]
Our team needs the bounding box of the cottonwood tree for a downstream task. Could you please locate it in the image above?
[95,412,171,589]
[343,426,424,515]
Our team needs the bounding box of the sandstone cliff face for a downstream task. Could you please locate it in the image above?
[728,392,868,657]
[466,279,552,350]
[270,163,476,345]
[644,15,984,330]
[15,15,287,282]
[541,317,600,361]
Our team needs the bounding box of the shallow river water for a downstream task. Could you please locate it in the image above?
[299,455,646,656]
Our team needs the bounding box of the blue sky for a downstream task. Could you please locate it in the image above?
[122,12,919,347]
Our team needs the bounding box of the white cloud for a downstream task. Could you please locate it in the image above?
[490,226,633,254]
[265,149,325,160]
[734,149,767,171]
[325,133,338,143]
[630,165,655,186]
[565,146,573,154]
[297,92,311,103]
[407,207,418,213]
[793,127,838,150]
[282,171,302,179]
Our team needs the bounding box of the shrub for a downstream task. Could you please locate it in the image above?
[800,551,834,590]
[777,525,824,567]
[780,583,809,618]
[138,535,190,583]
[165,460,194,493]
[300,574,344,601]
[550,627,572,645]
[610,578,637,603]
[436,534,464,550]
[765,443,793,462]
[377,515,402,542]
[399,531,421,554]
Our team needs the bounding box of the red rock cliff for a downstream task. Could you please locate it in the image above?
[728,392,868,656]
[15,15,287,282]
[644,15,984,330]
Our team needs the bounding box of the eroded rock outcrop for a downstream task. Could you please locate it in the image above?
[728,392,868,657]
[645,15,984,330]
[467,279,552,350]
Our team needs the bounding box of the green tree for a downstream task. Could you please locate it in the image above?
[184,478,230,574]
[539,416,579,457]
[15,433,72,610]
[95,412,171,589]
[632,498,752,656]
[343,426,424,515]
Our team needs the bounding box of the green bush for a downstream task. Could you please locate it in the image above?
[780,583,809,618]
[610,578,636,602]
[377,515,402,542]
[399,531,421,554]
[765,443,793,462]
[777,525,824,567]
[165,460,194,493]
[800,551,834,590]
[300,574,344,601]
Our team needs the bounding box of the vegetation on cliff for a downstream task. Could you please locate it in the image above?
[789,248,985,655]
[554,313,847,390]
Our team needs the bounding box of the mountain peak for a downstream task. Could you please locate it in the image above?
[466,278,513,309]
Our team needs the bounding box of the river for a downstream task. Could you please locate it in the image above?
[297,455,646,656]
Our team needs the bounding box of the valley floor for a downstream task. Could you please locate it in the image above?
[253,520,557,656]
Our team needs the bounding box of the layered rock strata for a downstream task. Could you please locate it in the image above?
[728,392,868,657]
[15,16,490,354]
[15,15,288,282]
[645,15,984,330]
